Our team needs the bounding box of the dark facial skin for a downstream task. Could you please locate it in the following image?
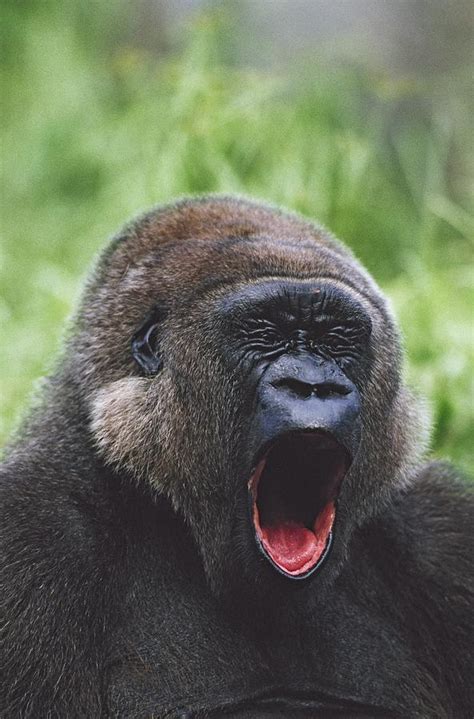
[216,280,369,453]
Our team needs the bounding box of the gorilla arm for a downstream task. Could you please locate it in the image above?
[0,399,121,718]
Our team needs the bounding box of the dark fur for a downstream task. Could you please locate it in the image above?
[1,196,472,718]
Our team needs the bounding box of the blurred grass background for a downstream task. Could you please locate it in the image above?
[1,1,473,473]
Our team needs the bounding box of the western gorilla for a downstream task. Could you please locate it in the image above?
[1,197,472,718]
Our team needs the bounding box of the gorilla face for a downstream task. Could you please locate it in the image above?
[87,197,426,597]
[215,280,370,580]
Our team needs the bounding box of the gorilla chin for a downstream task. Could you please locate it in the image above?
[249,431,350,579]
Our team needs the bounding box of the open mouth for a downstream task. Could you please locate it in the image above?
[248,432,350,578]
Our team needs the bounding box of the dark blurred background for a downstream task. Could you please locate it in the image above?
[1,0,473,472]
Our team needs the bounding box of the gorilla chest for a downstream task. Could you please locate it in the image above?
[106,583,423,719]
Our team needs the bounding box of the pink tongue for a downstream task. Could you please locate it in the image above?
[261,522,318,573]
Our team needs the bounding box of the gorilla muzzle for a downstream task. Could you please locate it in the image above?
[248,354,360,579]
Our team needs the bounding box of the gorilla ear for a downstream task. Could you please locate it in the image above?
[131,308,165,375]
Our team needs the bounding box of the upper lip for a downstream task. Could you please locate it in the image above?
[250,429,352,481]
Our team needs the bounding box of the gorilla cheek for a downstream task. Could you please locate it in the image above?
[89,377,169,485]
[90,378,152,464]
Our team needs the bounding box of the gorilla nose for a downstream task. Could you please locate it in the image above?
[256,355,361,454]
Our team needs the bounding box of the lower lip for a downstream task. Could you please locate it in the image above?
[256,501,336,577]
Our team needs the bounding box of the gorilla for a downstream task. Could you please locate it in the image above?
[1,196,472,718]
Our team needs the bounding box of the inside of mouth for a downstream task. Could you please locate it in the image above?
[250,433,348,576]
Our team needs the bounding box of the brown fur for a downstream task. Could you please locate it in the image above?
[74,196,429,597]
[84,196,424,501]
[4,196,469,719]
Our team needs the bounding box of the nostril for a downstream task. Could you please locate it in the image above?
[314,382,351,399]
[272,379,352,400]
[272,378,314,398]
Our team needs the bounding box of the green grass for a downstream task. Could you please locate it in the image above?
[1,5,473,473]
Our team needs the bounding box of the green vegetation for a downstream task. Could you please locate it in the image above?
[1,4,472,473]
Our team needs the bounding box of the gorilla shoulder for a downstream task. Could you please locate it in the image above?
[377,461,472,586]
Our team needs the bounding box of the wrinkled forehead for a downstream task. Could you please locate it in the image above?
[113,232,371,310]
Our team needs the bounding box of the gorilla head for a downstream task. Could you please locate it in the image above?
[80,197,425,597]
